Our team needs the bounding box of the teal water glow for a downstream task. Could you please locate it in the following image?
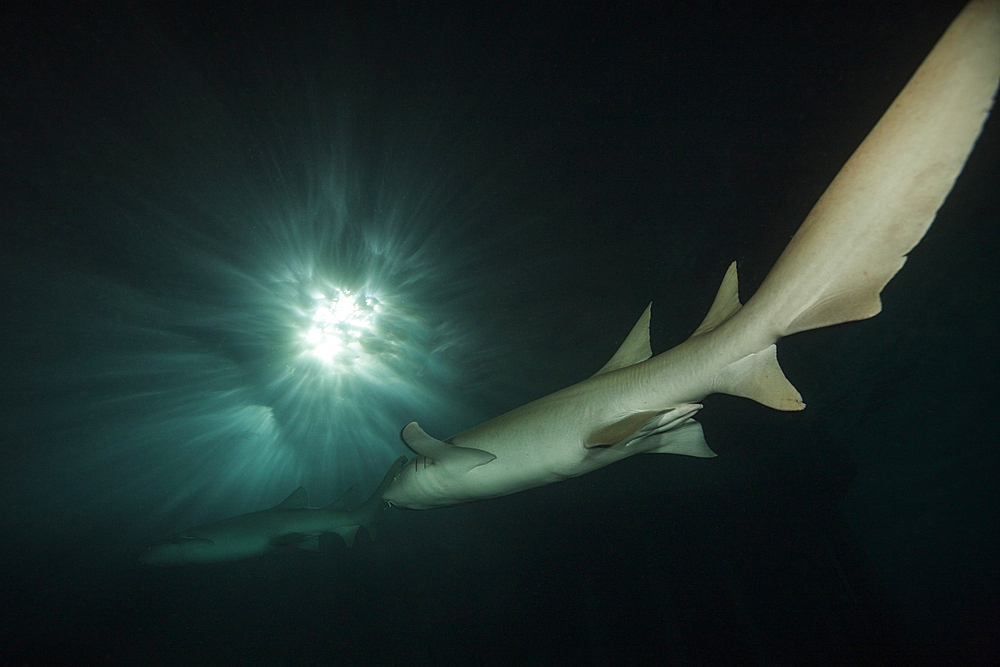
[3,92,532,533]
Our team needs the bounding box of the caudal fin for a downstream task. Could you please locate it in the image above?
[743,0,999,340]
[698,1,998,413]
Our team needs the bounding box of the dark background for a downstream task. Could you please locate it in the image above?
[1,1,997,665]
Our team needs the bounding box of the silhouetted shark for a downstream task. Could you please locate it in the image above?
[142,457,405,565]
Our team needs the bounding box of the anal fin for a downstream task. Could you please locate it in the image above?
[714,344,804,411]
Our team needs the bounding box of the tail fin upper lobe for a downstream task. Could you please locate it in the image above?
[745,0,999,342]
[702,1,999,411]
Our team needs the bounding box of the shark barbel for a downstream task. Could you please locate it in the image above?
[384,0,1000,510]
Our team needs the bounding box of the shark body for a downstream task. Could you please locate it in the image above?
[141,457,405,565]
[384,0,1000,510]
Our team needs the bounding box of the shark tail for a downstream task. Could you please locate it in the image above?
[704,0,999,411]
[746,0,999,338]
[354,456,407,543]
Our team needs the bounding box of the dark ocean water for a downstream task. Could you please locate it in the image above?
[2,1,997,664]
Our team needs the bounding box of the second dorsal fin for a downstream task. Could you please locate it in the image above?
[593,304,653,376]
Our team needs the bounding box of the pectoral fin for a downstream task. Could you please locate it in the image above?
[640,419,716,458]
[402,422,496,472]
[587,404,702,448]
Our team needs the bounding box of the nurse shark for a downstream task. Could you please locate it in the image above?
[384,0,1000,509]
[142,457,405,565]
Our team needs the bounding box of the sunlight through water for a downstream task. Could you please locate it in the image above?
[5,107,523,537]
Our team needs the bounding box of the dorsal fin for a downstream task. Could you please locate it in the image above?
[402,422,496,472]
[593,304,653,376]
[692,262,742,337]
[333,525,361,548]
[274,486,308,510]
[323,486,354,511]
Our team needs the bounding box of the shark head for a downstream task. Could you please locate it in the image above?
[140,534,217,566]
[382,455,458,510]
[382,423,498,510]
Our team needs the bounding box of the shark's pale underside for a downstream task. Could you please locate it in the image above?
[384,0,1000,510]
[141,457,405,565]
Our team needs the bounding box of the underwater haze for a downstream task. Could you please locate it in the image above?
[1,1,997,665]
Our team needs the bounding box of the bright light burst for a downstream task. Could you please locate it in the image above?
[302,288,382,367]
[1,6,554,554]
[15,171,502,537]
[8,122,519,543]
